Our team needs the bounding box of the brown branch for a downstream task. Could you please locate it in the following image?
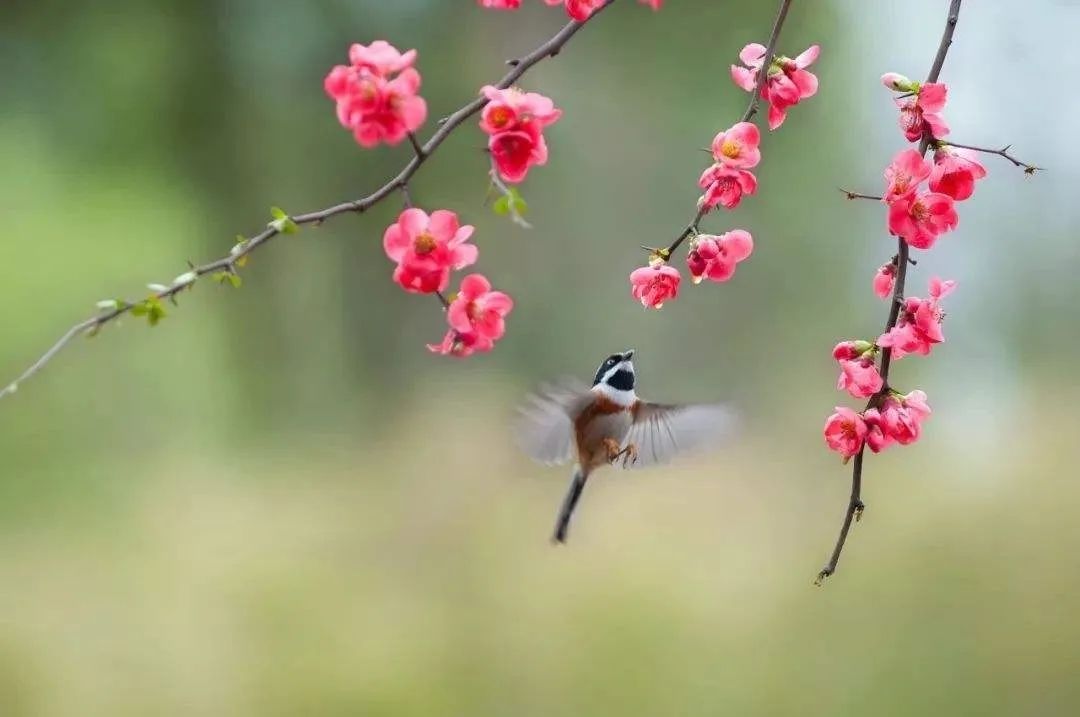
[817,0,964,586]
[661,0,794,258]
[0,0,618,401]
[938,140,1042,174]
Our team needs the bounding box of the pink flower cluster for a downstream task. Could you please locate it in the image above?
[480,0,661,21]
[479,86,562,184]
[877,277,956,359]
[428,274,514,358]
[324,41,427,147]
[627,41,819,310]
[382,209,513,358]
[825,391,931,459]
[731,43,820,130]
[699,122,760,212]
[823,72,988,460]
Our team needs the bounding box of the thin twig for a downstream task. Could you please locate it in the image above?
[817,0,964,585]
[938,140,1042,173]
[0,0,618,400]
[407,132,426,159]
[839,188,883,201]
[661,0,794,257]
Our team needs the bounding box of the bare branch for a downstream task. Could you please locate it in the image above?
[938,140,1042,174]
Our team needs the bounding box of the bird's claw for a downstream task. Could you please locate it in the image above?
[621,443,638,468]
[602,438,623,464]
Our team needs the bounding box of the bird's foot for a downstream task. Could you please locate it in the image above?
[620,443,638,468]
[602,438,623,464]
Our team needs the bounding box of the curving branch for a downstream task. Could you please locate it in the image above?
[0,0,618,401]
[816,0,964,586]
[938,140,1042,174]
[658,0,794,259]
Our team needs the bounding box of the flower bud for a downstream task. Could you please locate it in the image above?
[881,72,914,92]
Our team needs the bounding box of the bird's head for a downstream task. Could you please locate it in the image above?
[592,349,636,403]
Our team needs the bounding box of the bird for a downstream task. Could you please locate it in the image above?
[515,349,736,543]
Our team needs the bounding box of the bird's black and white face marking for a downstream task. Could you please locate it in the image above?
[591,349,636,405]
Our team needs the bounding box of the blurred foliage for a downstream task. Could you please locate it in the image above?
[0,0,1078,714]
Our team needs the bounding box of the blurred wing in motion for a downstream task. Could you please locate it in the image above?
[515,378,592,466]
[623,402,737,468]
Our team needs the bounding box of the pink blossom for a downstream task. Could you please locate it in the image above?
[540,0,658,19]
[480,86,561,183]
[862,409,893,453]
[490,131,549,183]
[629,264,681,309]
[929,146,987,201]
[478,0,521,7]
[731,43,819,130]
[873,262,896,299]
[887,191,958,250]
[832,340,873,361]
[347,41,417,76]
[686,230,754,283]
[883,148,932,203]
[836,357,884,399]
[698,165,758,211]
[711,122,761,169]
[544,0,606,21]
[879,390,932,445]
[325,42,427,148]
[383,208,478,294]
[877,277,956,358]
[824,407,867,459]
[479,86,561,135]
[427,329,493,358]
[897,82,949,142]
[447,274,514,343]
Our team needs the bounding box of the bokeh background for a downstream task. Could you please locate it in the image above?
[2,0,1079,714]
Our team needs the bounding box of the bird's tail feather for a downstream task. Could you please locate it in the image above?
[552,468,588,544]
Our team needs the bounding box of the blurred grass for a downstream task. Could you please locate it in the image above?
[0,386,1077,715]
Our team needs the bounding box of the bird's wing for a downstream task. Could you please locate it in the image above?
[515,378,592,466]
[622,401,737,468]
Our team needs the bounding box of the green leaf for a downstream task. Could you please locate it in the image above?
[130,302,148,317]
[213,271,242,288]
[146,297,167,326]
[492,195,510,216]
[269,206,299,234]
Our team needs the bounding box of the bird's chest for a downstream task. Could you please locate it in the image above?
[574,399,633,466]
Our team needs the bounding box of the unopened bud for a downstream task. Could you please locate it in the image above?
[881,72,915,92]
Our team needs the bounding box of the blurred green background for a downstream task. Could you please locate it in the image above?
[2,0,1079,714]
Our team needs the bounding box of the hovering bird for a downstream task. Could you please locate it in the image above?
[516,350,736,543]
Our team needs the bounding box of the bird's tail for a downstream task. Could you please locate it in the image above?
[552,468,588,544]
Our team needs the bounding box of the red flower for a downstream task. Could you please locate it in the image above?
[383,209,477,294]
[325,41,427,148]
[629,264,681,309]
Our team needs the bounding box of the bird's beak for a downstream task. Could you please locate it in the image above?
[622,349,635,360]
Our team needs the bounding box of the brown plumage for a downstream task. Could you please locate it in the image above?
[515,350,736,544]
